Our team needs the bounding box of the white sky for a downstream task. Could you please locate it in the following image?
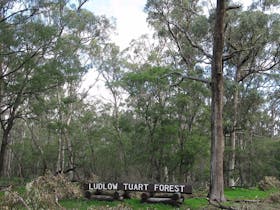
[85,0,151,50]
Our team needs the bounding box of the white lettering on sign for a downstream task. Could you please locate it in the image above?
[123,183,149,191]
[154,184,185,193]
[89,183,118,191]
[87,183,190,193]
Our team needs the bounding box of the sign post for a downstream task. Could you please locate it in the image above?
[87,182,192,194]
[85,182,192,206]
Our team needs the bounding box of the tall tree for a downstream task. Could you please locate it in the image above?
[94,43,129,176]
[144,0,224,200]
[144,0,247,201]
[209,0,226,202]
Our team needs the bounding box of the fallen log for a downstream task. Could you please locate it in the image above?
[90,194,115,201]
[123,191,131,199]
[171,192,182,201]
[113,191,126,200]
[141,192,153,202]
[152,192,183,201]
[84,190,91,199]
[144,197,183,207]
[89,190,125,201]
[93,190,115,196]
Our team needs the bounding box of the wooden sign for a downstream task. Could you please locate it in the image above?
[87,183,192,194]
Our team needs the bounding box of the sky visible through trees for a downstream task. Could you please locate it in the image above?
[82,0,253,101]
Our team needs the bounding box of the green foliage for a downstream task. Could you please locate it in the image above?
[60,188,280,209]
[190,15,209,40]
[1,182,280,209]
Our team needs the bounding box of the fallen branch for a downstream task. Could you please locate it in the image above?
[207,198,237,210]
[0,185,12,191]
[5,187,31,210]
[229,199,261,203]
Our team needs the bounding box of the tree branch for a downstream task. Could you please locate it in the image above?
[182,75,211,84]
[166,22,191,66]
[164,72,210,88]
[77,0,89,11]
[226,5,242,11]
[168,20,212,60]
[0,8,28,23]
[223,34,264,61]
[208,198,237,210]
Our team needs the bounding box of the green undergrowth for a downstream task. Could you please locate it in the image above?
[184,197,208,209]
[1,179,279,210]
[0,177,28,196]
[60,187,279,210]
[60,198,187,210]
[224,187,276,200]
[0,177,30,186]
[60,197,209,210]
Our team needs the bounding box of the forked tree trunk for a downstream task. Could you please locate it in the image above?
[209,0,226,202]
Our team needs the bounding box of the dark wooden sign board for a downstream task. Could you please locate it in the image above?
[87,183,192,194]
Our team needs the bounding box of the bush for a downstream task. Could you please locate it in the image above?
[259,176,280,191]
[0,172,83,209]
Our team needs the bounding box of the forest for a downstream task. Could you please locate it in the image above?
[0,0,280,207]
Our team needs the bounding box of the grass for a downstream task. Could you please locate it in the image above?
[60,198,118,210]
[60,198,185,210]
[224,187,275,200]
[60,196,210,210]
[184,197,208,209]
[0,177,29,186]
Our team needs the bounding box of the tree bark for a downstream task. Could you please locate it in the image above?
[56,90,65,174]
[0,132,9,176]
[228,131,236,187]
[209,0,226,202]
[228,69,240,187]
[65,111,74,180]
[0,118,15,176]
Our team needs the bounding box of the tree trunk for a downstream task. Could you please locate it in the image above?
[56,133,65,173]
[3,139,13,177]
[0,133,9,176]
[228,131,236,187]
[228,69,240,187]
[209,0,226,202]
[56,89,65,174]
[65,113,74,180]
[0,115,15,177]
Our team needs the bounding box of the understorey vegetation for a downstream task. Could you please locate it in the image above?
[1,175,280,209]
